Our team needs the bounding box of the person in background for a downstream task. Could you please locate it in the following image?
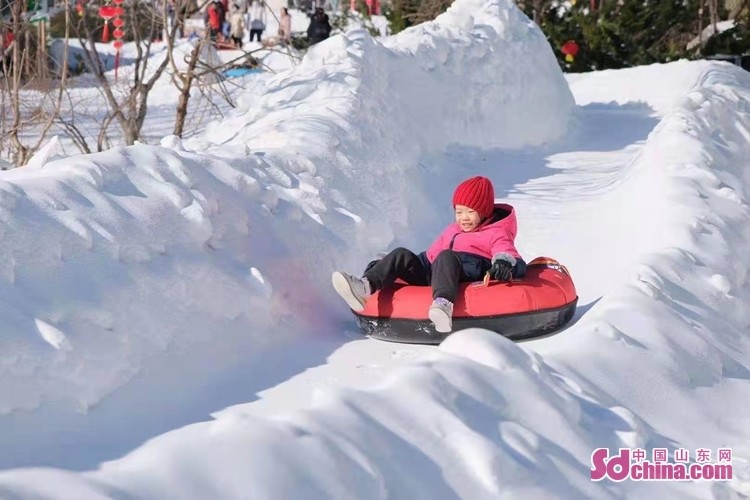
[229,3,245,47]
[1,27,15,76]
[204,0,224,41]
[248,0,266,42]
[165,0,176,39]
[162,0,184,40]
[307,7,331,46]
[278,7,292,46]
[221,0,231,39]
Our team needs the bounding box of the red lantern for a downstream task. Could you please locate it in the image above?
[98,5,115,17]
[99,4,116,42]
[561,40,580,63]
[112,8,125,80]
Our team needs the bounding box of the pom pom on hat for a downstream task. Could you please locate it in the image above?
[452,176,495,219]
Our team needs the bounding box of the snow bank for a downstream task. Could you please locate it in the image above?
[0,332,615,499]
[566,59,718,114]
[202,0,572,154]
[535,63,750,497]
[0,145,283,413]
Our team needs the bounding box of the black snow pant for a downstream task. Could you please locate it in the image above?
[363,247,493,303]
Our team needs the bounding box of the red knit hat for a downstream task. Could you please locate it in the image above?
[452,176,495,219]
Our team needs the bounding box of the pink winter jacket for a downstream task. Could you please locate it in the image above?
[425,204,521,263]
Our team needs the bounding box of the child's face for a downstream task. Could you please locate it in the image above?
[455,205,482,232]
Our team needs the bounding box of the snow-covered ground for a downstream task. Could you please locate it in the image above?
[1,0,749,497]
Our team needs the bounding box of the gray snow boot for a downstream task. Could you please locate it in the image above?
[428,297,454,333]
[332,271,372,312]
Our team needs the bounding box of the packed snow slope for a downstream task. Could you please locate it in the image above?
[1,1,750,499]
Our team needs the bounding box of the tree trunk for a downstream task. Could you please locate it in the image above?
[123,94,140,145]
[708,0,719,34]
[728,0,748,18]
[698,2,704,55]
[173,42,202,137]
[8,4,28,165]
[123,125,138,145]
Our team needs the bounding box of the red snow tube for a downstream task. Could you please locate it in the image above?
[353,257,578,344]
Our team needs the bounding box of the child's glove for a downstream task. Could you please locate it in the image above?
[490,253,516,282]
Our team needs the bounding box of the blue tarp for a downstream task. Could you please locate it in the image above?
[223,67,262,78]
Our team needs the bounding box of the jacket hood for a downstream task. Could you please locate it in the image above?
[456,203,517,237]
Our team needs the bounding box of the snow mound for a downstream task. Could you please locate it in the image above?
[200,0,572,155]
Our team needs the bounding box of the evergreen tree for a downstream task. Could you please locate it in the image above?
[385,0,750,71]
[524,0,734,71]
[705,8,750,55]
